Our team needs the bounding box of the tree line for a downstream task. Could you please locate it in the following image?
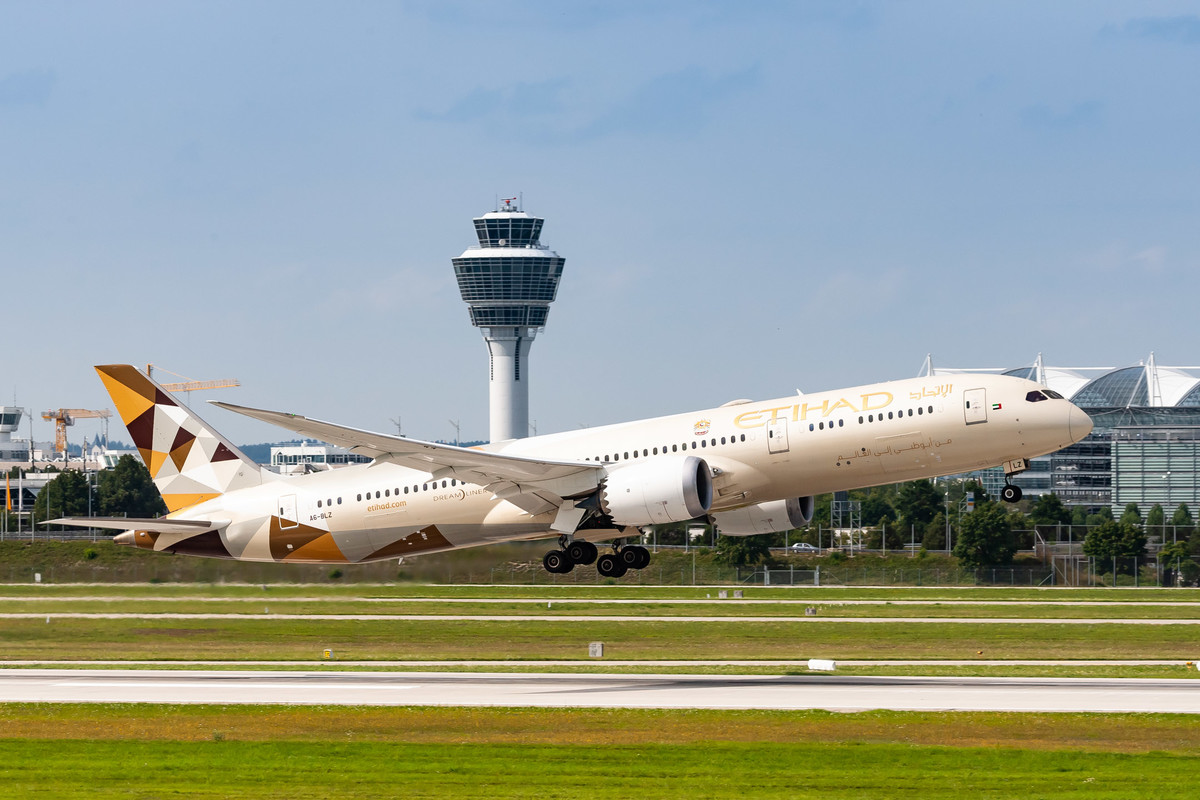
[695,479,1200,575]
[2,456,165,529]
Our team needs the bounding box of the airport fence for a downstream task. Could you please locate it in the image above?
[2,534,1196,586]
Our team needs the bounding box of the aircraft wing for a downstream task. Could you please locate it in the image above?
[45,517,223,534]
[211,401,605,515]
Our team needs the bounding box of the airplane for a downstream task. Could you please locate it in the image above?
[52,364,1093,577]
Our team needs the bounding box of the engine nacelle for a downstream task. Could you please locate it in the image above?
[711,497,815,536]
[600,456,713,526]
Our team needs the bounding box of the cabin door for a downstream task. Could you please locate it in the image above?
[964,388,988,425]
[278,494,299,529]
[766,418,790,454]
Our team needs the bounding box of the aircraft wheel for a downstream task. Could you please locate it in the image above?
[567,540,597,566]
[543,550,573,573]
[1001,484,1022,503]
[620,545,650,569]
[596,553,627,578]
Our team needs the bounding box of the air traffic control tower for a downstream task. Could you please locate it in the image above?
[452,198,566,442]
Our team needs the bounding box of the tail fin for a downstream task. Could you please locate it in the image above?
[95,364,265,513]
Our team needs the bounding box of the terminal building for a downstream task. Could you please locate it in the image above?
[269,443,372,475]
[925,354,1200,517]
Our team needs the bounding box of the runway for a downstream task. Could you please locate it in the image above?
[3,669,1198,713]
[5,613,1200,624]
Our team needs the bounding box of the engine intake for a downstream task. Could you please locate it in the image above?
[711,497,815,536]
[600,455,713,526]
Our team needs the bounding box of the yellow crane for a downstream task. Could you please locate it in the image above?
[41,409,112,459]
[145,364,240,397]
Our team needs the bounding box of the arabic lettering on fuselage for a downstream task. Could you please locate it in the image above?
[909,384,953,401]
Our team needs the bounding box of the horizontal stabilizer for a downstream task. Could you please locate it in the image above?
[45,517,225,535]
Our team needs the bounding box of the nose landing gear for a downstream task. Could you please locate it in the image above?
[1000,458,1028,504]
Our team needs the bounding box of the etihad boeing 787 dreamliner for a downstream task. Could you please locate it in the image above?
[53,364,1092,578]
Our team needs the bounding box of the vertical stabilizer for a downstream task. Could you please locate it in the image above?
[95,364,265,512]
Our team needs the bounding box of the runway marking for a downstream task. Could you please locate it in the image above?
[5,596,1200,607]
[54,681,420,691]
[0,658,1190,667]
[4,612,1199,623]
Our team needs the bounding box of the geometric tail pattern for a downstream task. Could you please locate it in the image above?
[95,364,265,513]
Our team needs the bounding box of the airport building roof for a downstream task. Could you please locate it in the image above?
[924,353,1200,410]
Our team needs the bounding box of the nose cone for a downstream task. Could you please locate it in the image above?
[1068,404,1093,442]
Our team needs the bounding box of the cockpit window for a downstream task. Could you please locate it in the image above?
[1025,390,1048,402]
[1043,389,1064,399]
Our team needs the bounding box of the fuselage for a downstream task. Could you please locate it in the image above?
[136,374,1091,563]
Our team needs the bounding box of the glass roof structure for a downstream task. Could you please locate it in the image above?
[926,354,1200,410]
[1072,367,1148,409]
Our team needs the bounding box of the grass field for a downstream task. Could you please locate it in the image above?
[5,583,1200,600]
[7,595,1200,617]
[7,617,1200,663]
[1,705,1198,798]
[4,585,1200,797]
[2,585,1199,674]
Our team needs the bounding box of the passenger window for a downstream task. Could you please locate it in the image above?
[384,490,390,497]
[928,405,933,413]
[918,407,923,415]
[720,437,726,445]
[888,412,894,420]
[356,494,362,502]
[701,440,707,447]
[317,500,322,508]
[672,445,678,452]
[809,423,815,431]
[838,419,844,427]
[404,487,409,494]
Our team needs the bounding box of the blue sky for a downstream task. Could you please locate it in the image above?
[2,1,1199,447]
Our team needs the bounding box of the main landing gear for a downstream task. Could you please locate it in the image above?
[542,537,651,578]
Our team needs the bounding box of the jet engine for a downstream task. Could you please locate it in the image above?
[600,455,713,526]
[711,496,815,536]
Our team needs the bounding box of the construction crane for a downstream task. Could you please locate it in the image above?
[145,364,240,398]
[41,409,112,459]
